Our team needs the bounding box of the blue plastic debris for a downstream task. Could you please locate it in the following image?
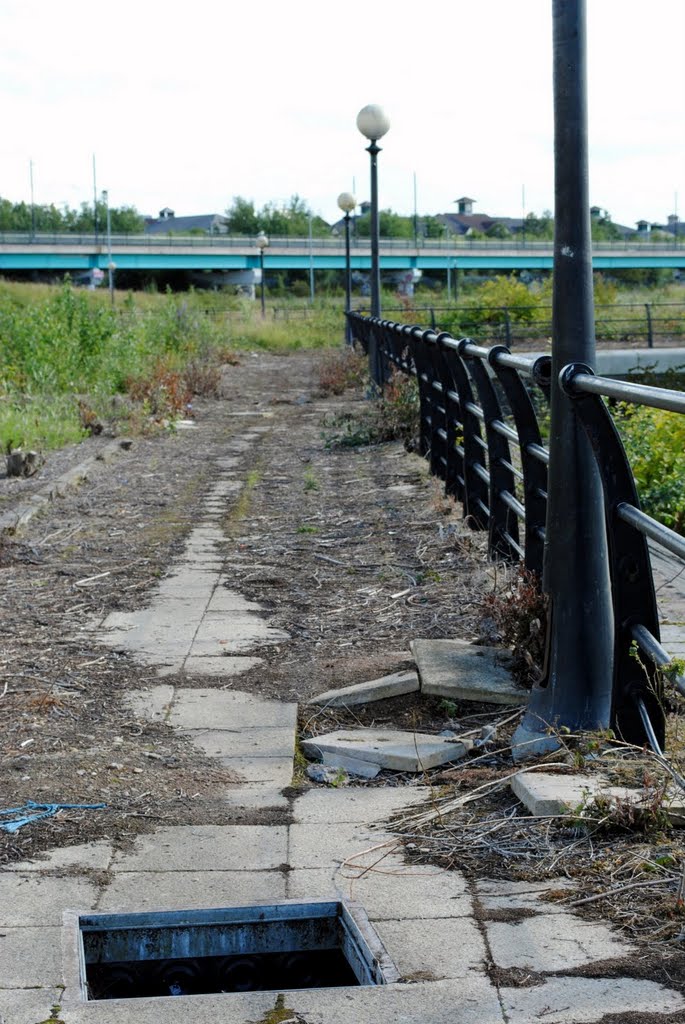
[0,801,106,834]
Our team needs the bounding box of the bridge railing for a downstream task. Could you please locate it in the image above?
[0,231,683,252]
[348,311,685,754]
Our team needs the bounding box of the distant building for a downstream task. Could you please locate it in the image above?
[144,209,229,235]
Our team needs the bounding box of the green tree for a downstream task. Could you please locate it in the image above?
[522,210,554,239]
[225,196,259,235]
[356,208,413,239]
[486,221,512,239]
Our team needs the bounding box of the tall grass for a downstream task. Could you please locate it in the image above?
[0,281,344,451]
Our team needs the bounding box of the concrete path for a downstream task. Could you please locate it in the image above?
[2,414,684,1023]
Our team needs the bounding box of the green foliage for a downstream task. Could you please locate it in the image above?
[522,210,554,239]
[0,196,144,234]
[355,208,414,239]
[617,402,685,534]
[0,281,230,450]
[225,194,329,237]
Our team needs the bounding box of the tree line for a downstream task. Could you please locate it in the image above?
[0,198,144,234]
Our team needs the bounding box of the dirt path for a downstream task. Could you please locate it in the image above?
[0,349,489,865]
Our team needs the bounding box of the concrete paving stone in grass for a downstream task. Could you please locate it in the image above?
[169,688,297,730]
[125,684,174,722]
[183,655,264,676]
[0,873,99,926]
[111,825,288,872]
[486,913,633,972]
[0,988,65,1024]
[288,824,404,871]
[97,869,287,913]
[186,726,296,760]
[219,756,294,785]
[293,787,427,825]
[62,992,276,1024]
[0,927,62,987]
[474,878,572,914]
[301,729,472,772]
[6,840,113,872]
[500,975,685,1023]
[308,669,420,707]
[290,977,504,1024]
[412,638,527,705]
[374,918,487,981]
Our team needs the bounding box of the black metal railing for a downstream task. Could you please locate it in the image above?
[348,311,685,752]
[372,302,685,349]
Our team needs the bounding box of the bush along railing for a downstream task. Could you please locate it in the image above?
[369,302,685,348]
[348,311,685,753]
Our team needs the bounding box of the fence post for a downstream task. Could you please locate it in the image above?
[513,0,614,758]
[645,303,654,348]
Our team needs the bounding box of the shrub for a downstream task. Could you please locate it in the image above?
[617,404,685,534]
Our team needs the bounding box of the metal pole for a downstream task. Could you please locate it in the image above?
[344,212,353,345]
[93,154,99,245]
[260,249,266,318]
[29,159,36,240]
[104,191,114,307]
[513,0,613,758]
[368,139,384,386]
[308,212,315,304]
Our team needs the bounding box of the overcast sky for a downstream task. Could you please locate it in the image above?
[1,0,683,229]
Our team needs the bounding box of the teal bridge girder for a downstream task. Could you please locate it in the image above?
[1,233,684,272]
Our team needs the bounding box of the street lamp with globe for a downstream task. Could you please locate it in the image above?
[256,232,269,318]
[337,191,356,345]
[356,104,390,384]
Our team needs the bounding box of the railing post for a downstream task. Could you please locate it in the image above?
[645,303,654,348]
[513,0,614,758]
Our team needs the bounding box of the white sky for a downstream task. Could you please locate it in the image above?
[1,0,683,228]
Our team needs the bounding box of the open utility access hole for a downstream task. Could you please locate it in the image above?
[75,900,397,1000]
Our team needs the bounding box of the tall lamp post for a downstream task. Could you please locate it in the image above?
[337,191,356,345]
[256,232,269,318]
[356,104,390,387]
[102,190,115,306]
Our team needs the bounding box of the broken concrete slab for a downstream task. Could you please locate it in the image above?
[308,669,420,707]
[510,770,685,825]
[301,728,472,772]
[412,638,526,705]
[500,975,685,1023]
[486,913,633,972]
[321,751,381,778]
[375,917,487,980]
[125,684,174,722]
